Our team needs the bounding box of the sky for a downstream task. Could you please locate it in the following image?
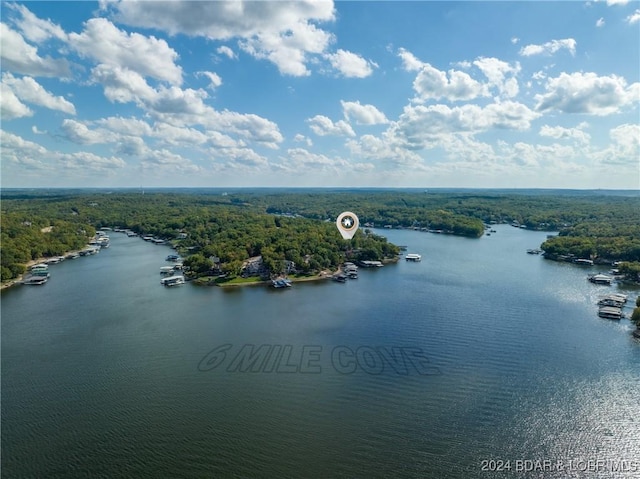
[1,1,639,189]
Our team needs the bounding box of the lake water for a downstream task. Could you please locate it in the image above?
[2,226,639,478]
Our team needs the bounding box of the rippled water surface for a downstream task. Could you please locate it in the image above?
[2,226,639,478]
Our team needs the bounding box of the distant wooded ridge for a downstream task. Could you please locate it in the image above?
[2,190,639,282]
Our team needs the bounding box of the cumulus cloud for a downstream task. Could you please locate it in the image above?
[0,23,71,77]
[8,3,67,42]
[102,0,336,77]
[68,18,183,85]
[307,115,356,137]
[412,63,487,102]
[325,49,375,78]
[341,100,388,125]
[198,71,223,90]
[293,133,313,146]
[626,9,640,24]
[596,17,605,27]
[535,72,640,115]
[388,101,540,150]
[519,38,576,57]
[61,119,112,145]
[539,123,591,145]
[397,47,424,72]
[608,124,639,160]
[2,73,76,115]
[0,83,32,120]
[217,45,237,59]
[1,130,126,173]
[473,57,520,98]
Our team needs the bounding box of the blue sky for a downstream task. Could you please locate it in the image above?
[1,1,639,189]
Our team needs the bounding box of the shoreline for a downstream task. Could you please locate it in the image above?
[1,247,88,291]
[214,270,335,288]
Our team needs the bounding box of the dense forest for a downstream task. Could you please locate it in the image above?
[2,189,639,282]
[0,191,399,282]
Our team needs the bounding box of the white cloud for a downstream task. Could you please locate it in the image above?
[606,0,629,5]
[61,119,112,145]
[68,18,183,85]
[535,72,640,115]
[102,0,336,77]
[511,37,520,45]
[325,49,375,78]
[473,57,521,98]
[307,115,355,137]
[2,73,76,115]
[0,23,71,77]
[1,130,125,173]
[596,17,606,27]
[217,45,237,59]
[341,100,388,125]
[397,47,424,72]
[610,123,639,152]
[539,123,591,145]
[626,9,640,24]
[388,101,540,150]
[8,3,67,42]
[199,71,223,90]
[293,133,313,147]
[0,83,32,120]
[519,38,577,57]
[94,116,153,137]
[345,133,426,169]
[413,63,487,102]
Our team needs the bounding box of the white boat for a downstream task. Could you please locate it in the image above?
[160,266,175,274]
[588,274,613,285]
[607,293,628,303]
[574,258,594,265]
[405,253,421,262]
[271,278,292,288]
[160,275,185,286]
[598,306,623,320]
[23,275,48,285]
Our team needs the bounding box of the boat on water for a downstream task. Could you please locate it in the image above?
[574,258,594,266]
[598,306,623,320]
[65,252,80,260]
[358,260,383,268]
[160,275,185,286]
[588,274,613,285]
[347,271,358,279]
[271,278,292,288]
[598,298,625,308]
[607,292,628,303]
[526,249,542,255]
[23,275,48,285]
[405,253,421,262]
[332,274,347,283]
[166,254,181,262]
[160,266,176,275]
